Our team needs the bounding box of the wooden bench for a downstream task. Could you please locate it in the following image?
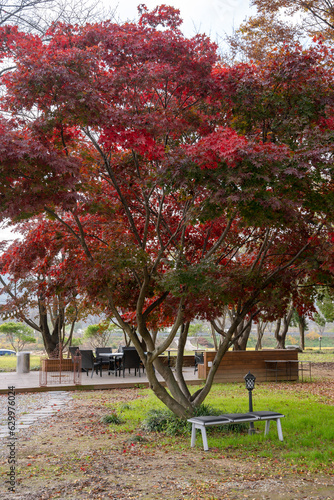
[187,411,285,451]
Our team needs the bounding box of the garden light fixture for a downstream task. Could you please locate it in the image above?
[244,371,256,434]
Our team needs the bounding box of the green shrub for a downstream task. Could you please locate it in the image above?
[142,404,247,436]
[101,413,123,425]
[126,434,148,444]
[119,403,132,411]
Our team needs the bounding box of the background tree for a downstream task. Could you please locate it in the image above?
[83,322,115,349]
[188,323,203,349]
[291,310,308,350]
[1,8,334,417]
[229,309,253,351]
[226,0,334,62]
[314,288,334,334]
[0,321,36,351]
[0,218,85,355]
[0,0,113,34]
[210,309,229,350]
[255,318,268,350]
[274,303,294,349]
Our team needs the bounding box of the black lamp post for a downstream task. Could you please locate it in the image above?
[319,336,322,351]
[244,371,256,435]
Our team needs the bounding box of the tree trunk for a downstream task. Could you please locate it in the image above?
[122,329,131,347]
[151,329,158,345]
[175,322,191,398]
[38,298,60,355]
[210,314,227,350]
[232,319,252,350]
[210,322,219,350]
[110,292,250,418]
[255,320,267,350]
[275,305,294,349]
[298,315,305,350]
[20,296,77,356]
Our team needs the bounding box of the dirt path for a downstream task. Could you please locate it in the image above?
[0,364,334,500]
[309,361,334,381]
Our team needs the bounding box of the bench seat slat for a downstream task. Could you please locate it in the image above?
[188,416,232,425]
[219,413,258,422]
[249,411,285,419]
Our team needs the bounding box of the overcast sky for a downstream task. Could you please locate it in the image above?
[114,0,254,41]
[1,0,254,244]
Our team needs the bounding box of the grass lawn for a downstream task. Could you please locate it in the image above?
[299,349,334,362]
[101,382,334,473]
[0,354,41,371]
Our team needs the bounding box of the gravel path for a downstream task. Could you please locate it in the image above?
[0,391,72,445]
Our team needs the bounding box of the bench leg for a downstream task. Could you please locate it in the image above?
[264,420,270,436]
[276,418,283,441]
[200,426,209,451]
[191,424,209,451]
[264,419,283,441]
[191,424,196,447]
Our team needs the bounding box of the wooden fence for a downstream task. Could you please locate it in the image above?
[197,349,299,383]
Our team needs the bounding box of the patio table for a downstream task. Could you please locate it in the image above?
[265,359,311,382]
[98,352,124,376]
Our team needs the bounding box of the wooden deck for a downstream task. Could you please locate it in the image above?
[0,349,303,394]
[0,366,201,394]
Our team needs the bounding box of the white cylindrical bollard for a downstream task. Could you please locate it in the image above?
[16,352,30,374]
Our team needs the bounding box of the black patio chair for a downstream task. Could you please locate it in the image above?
[194,351,204,374]
[69,346,80,358]
[119,348,142,377]
[79,349,103,378]
[96,347,112,364]
[118,345,136,352]
[96,347,116,374]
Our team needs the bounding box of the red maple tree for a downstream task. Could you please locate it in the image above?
[1,8,334,416]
